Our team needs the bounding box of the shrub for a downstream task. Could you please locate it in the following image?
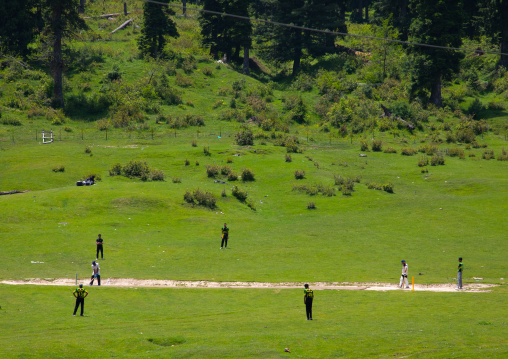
[226,157,233,163]
[64,126,72,132]
[285,154,292,162]
[202,66,213,76]
[151,169,165,181]
[418,144,438,155]
[468,152,476,158]
[85,146,92,154]
[235,129,254,146]
[193,189,216,208]
[227,171,238,181]
[195,160,200,166]
[221,188,227,197]
[246,200,256,211]
[401,147,417,156]
[52,165,65,172]
[294,170,306,179]
[203,146,211,156]
[241,168,255,181]
[445,132,456,143]
[482,149,495,160]
[307,202,316,209]
[184,159,190,166]
[232,186,248,201]
[184,190,194,203]
[122,160,151,178]
[206,164,219,177]
[382,183,394,193]
[172,177,181,183]
[334,175,355,194]
[360,140,369,151]
[220,165,232,175]
[109,163,122,176]
[1,117,22,126]
[447,148,465,159]
[191,140,197,147]
[497,148,508,161]
[371,140,383,152]
[175,73,193,87]
[430,155,445,166]
[418,156,429,167]
[456,128,476,143]
[285,139,301,153]
[383,147,397,154]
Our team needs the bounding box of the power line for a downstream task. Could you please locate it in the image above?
[138,0,508,57]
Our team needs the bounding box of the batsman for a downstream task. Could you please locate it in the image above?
[399,260,409,289]
[90,261,101,286]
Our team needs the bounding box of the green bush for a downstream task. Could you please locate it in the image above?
[418,156,429,167]
[307,202,316,209]
[456,128,476,143]
[232,186,248,201]
[221,188,227,197]
[401,147,417,156]
[1,117,22,126]
[202,66,213,76]
[482,150,495,160]
[241,168,255,181]
[85,146,92,154]
[360,140,369,151]
[122,160,151,178]
[191,140,197,147]
[193,189,216,208]
[447,148,465,159]
[430,155,445,166]
[227,171,238,181]
[109,163,122,176]
[294,170,305,179]
[175,74,193,87]
[151,169,165,181]
[52,165,65,172]
[172,177,181,183]
[220,166,232,175]
[203,146,211,156]
[497,148,508,161]
[206,164,219,177]
[285,154,292,162]
[371,140,383,152]
[383,147,397,153]
[184,191,194,203]
[185,159,190,166]
[235,129,254,146]
[382,183,394,193]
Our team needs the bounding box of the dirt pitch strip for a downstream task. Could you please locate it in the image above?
[0,278,495,292]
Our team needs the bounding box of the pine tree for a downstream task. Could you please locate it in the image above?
[0,1,42,58]
[478,0,508,68]
[138,0,179,58]
[199,0,223,58]
[407,0,464,106]
[371,0,411,40]
[42,0,88,108]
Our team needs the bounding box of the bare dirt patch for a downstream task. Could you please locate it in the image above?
[0,279,495,292]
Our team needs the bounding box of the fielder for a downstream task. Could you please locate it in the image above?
[73,284,88,316]
[399,260,409,289]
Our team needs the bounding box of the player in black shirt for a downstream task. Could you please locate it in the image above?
[96,234,103,260]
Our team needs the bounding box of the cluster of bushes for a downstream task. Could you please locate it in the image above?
[294,170,305,179]
[418,144,438,155]
[447,148,465,159]
[109,160,165,181]
[274,135,301,153]
[206,164,241,181]
[334,175,361,196]
[430,155,445,166]
[401,147,418,156]
[498,148,508,161]
[184,189,216,209]
[235,129,254,146]
[366,182,394,193]
[482,149,495,160]
[292,183,335,197]
[52,165,65,172]
[158,114,205,129]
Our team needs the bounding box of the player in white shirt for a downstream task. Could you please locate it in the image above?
[399,260,409,289]
[90,261,101,286]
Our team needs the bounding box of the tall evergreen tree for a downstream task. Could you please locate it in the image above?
[407,0,464,106]
[478,0,508,68]
[138,0,179,58]
[42,0,88,108]
[0,1,42,58]
[371,0,411,40]
[261,0,347,75]
[199,0,252,63]
[199,0,223,58]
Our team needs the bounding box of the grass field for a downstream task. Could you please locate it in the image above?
[1,1,507,357]
[1,285,507,358]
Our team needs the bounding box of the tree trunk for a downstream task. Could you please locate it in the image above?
[233,46,240,61]
[401,0,408,17]
[365,0,369,22]
[430,74,442,107]
[292,54,301,76]
[243,47,250,75]
[51,4,64,108]
[182,0,187,16]
[500,1,508,68]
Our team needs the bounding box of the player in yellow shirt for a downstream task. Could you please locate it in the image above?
[304,284,314,320]
[73,284,88,316]
[220,223,229,249]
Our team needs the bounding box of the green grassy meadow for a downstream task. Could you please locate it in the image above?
[1,285,507,358]
[1,1,508,357]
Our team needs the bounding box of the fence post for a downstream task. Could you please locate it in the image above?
[152,128,154,140]
[36,129,37,141]
[124,2,127,16]
[81,129,84,140]
[106,128,108,141]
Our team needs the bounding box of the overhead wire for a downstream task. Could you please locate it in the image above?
[137,0,508,57]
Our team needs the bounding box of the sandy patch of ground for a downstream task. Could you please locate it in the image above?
[0,279,495,292]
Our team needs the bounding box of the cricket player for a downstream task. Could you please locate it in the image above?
[304,284,314,320]
[90,261,101,286]
[73,284,88,316]
[220,223,229,249]
[399,260,409,288]
[457,257,463,289]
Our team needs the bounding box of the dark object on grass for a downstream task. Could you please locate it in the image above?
[76,176,95,186]
[419,273,423,275]
[0,190,28,195]
[214,180,227,184]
